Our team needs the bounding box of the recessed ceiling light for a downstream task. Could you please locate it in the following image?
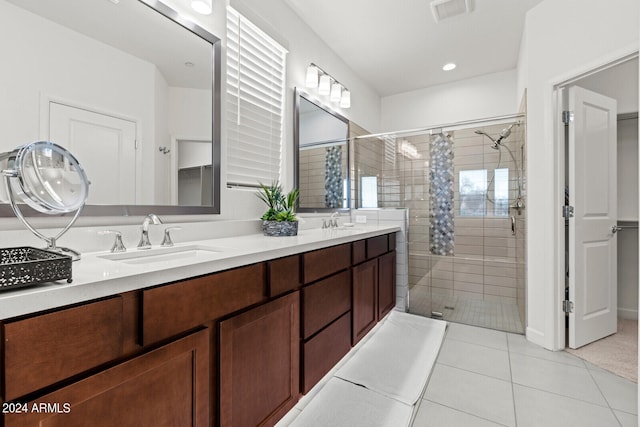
[442,63,457,71]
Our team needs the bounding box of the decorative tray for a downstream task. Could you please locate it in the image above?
[0,247,72,291]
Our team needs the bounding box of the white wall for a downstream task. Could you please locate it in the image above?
[381,69,518,132]
[299,109,348,146]
[518,0,639,349]
[160,0,382,221]
[0,0,160,207]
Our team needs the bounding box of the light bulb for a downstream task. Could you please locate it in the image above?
[318,75,331,95]
[330,82,342,102]
[305,65,319,88]
[339,90,351,108]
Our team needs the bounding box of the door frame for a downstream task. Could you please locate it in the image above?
[553,52,639,350]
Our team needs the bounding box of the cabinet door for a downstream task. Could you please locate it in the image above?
[219,292,300,427]
[4,329,210,427]
[352,259,378,345]
[378,251,396,320]
[3,297,124,401]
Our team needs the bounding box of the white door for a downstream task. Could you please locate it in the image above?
[568,86,618,349]
[49,102,137,205]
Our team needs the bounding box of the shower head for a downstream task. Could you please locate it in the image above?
[474,129,500,149]
[475,122,519,149]
[495,123,515,144]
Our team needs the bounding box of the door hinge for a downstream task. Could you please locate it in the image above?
[563,300,574,314]
[562,205,574,218]
[135,139,139,149]
[562,110,574,125]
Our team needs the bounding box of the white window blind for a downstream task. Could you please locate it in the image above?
[226,7,287,187]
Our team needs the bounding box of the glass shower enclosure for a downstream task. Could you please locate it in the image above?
[352,116,527,333]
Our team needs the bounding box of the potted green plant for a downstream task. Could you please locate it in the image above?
[256,181,299,236]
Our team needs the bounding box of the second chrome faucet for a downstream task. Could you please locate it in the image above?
[138,214,163,249]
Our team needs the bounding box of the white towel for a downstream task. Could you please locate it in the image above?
[289,377,413,427]
[335,311,446,405]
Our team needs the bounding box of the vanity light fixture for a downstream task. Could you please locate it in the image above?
[305,65,319,88]
[305,63,351,108]
[442,62,457,71]
[339,89,351,108]
[318,74,331,95]
[330,82,342,102]
[191,0,212,15]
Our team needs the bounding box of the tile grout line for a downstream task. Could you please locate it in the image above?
[421,398,513,427]
[583,364,625,427]
[506,332,519,427]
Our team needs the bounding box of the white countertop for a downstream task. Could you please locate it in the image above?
[0,225,399,320]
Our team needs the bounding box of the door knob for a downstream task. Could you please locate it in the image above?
[611,225,622,234]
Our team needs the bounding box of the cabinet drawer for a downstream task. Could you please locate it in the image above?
[303,243,351,284]
[143,264,266,345]
[352,239,366,265]
[3,297,124,401]
[366,235,389,259]
[302,270,351,339]
[302,312,351,394]
[388,233,396,251]
[269,254,301,297]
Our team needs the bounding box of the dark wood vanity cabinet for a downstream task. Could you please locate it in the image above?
[352,233,397,344]
[219,292,300,427]
[1,232,396,427]
[300,269,352,393]
[4,329,210,427]
[378,251,396,320]
[352,258,379,345]
[2,296,125,402]
[142,263,267,345]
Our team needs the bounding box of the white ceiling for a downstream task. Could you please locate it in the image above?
[6,0,212,89]
[285,0,544,97]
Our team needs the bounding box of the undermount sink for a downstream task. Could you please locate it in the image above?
[98,245,228,265]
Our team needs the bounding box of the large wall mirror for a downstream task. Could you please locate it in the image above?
[0,0,221,217]
[294,88,350,211]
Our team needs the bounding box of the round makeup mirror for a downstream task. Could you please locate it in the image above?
[1,141,90,259]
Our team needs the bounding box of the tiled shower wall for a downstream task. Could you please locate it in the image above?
[352,121,526,327]
[298,143,347,208]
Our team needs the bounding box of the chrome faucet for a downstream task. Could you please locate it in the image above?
[330,211,340,228]
[137,214,163,249]
[322,211,341,229]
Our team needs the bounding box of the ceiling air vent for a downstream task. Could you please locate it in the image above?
[430,0,472,23]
